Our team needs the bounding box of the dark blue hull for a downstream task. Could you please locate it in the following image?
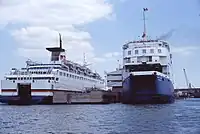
[0,96,52,105]
[121,74,175,104]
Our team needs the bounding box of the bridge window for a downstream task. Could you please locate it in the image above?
[142,49,146,54]
[128,50,131,55]
[158,49,162,53]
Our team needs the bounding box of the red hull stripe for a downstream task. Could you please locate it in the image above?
[1,89,82,93]
[1,89,17,92]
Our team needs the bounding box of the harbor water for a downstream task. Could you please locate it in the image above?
[0,99,200,134]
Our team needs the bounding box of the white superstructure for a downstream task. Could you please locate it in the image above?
[106,68,123,88]
[1,34,105,97]
[122,39,173,81]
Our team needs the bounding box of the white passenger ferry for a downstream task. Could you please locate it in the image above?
[0,33,105,104]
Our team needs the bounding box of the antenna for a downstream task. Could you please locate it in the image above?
[59,33,62,48]
[83,53,86,65]
[82,53,92,67]
[117,59,121,69]
[142,8,148,40]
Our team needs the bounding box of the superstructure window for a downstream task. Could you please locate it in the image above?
[107,74,121,76]
[126,58,131,63]
[149,56,152,62]
[128,50,131,55]
[142,49,146,54]
[135,50,138,54]
[150,49,154,53]
[31,77,54,80]
[8,78,17,80]
[158,49,162,53]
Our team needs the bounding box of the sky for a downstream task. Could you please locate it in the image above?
[0,0,200,88]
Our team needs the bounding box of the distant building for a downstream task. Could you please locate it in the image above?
[106,68,123,93]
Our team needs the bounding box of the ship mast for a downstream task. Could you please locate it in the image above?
[142,8,148,40]
[83,53,87,66]
[59,33,62,49]
[83,53,91,67]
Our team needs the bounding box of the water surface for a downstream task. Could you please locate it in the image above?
[0,99,200,134]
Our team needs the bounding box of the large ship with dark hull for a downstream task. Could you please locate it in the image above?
[121,8,175,104]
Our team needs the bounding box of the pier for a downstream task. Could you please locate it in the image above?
[174,88,200,98]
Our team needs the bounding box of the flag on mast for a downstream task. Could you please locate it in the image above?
[142,32,146,38]
[142,8,148,38]
[143,8,148,11]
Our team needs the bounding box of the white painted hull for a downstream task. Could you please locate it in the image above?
[1,75,104,97]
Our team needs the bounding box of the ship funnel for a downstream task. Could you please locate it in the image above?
[46,32,66,62]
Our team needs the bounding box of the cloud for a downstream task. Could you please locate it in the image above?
[0,0,113,66]
[171,45,200,56]
[104,52,121,58]
[119,0,127,3]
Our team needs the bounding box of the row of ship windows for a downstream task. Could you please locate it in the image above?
[125,56,155,63]
[12,71,103,83]
[7,76,104,84]
[7,75,103,84]
[107,80,122,82]
[21,67,60,70]
[7,77,58,81]
[107,74,121,77]
[128,49,162,55]
[11,71,52,75]
[59,71,104,84]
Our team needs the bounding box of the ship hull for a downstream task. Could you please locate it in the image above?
[0,96,52,105]
[121,74,174,104]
